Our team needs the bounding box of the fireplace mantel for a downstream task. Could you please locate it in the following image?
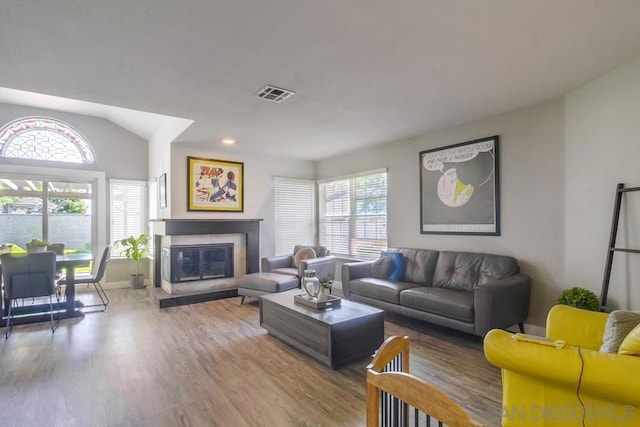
[152,218,262,288]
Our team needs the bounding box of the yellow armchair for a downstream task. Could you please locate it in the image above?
[484,305,640,426]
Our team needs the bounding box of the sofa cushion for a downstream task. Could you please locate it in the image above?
[350,278,416,304]
[600,310,640,353]
[294,245,329,258]
[381,251,405,281]
[433,251,519,292]
[478,254,520,284]
[397,248,439,285]
[371,257,395,279]
[433,252,481,292]
[619,323,640,356]
[293,247,316,268]
[400,287,474,322]
[270,267,299,277]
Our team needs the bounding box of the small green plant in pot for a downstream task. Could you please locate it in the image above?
[557,286,600,311]
[116,234,149,289]
[319,274,334,290]
[26,238,49,253]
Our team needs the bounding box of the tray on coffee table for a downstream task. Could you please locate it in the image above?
[294,293,341,309]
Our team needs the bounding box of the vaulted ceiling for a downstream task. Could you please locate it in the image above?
[2,1,640,160]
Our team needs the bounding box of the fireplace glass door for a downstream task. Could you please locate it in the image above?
[162,243,234,283]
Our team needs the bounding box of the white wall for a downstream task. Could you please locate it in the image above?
[564,56,640,311]
[318,100,565,327]
[148,117,194,219]
[169,144,315,258]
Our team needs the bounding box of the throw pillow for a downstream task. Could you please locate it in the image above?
[381,251,405,281]
[619,323,640,356]
[371,256,395,279]
[600,310,640,353]
[293,247,316,268]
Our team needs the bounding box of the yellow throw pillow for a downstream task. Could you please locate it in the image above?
[619,323,640,356]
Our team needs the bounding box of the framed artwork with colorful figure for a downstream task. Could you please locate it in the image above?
[187,156,244,212]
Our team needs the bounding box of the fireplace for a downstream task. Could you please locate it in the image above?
[162,243,234,284]
[151,219,262,302]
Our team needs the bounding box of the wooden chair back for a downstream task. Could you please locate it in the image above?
[366,336,483,427]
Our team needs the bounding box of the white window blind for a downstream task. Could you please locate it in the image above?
[274,177,316,255]
[319,169,387,260]
[110,179,147,257]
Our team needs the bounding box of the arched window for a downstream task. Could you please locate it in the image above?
[0,116,96,164]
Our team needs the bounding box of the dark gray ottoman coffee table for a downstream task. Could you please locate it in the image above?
[237,272,299,304]
[260,289,384,368]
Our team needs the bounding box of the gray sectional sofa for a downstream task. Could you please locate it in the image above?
[341,248,531,337]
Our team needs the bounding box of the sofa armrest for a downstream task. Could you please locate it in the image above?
[474,274,531,335]
[299,256,337,281]
[341,261,373,299]
[484,329,585,389]
[261,255,293,272]
[484,329,640,408]
[546,304,608,350]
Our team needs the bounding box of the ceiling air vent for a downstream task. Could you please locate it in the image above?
[255,85,295,103]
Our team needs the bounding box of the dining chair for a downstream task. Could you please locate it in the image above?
[47,243,66,281]
[1,252,59,338]
[57,246,110,312]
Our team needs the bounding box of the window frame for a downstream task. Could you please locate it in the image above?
[0,163,106,255]
[273,176,316,256]
[319,168,388,260]
[0,116,96,164]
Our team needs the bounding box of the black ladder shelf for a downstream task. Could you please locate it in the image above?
[600,183,640,308]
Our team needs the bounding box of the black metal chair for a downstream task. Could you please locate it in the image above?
[57,246,110,312]
[47,243,66,281]
[1,252,60,338]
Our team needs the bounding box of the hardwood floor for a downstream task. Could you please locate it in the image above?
[0,289,502,426]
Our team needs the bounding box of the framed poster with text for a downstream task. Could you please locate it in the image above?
[419,136,499,235]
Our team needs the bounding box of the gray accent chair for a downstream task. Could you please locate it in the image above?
[261,245,337,283]
[342,248,531,337]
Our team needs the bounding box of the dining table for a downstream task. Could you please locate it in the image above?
[1,252,94,326]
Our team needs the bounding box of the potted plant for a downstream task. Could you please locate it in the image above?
[557,286,600,311]
[116,234,149,289]
[26,238,49,253]
[319,274,334,290]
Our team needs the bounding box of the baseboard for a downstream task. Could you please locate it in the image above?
[102,281,132,290]
[75,280,149,291]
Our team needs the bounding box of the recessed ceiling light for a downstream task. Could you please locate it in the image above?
[222,138,236,145]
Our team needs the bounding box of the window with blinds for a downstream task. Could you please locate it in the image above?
[319,169,387,260]
[110,179,147,257]
[273,177,316,255]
